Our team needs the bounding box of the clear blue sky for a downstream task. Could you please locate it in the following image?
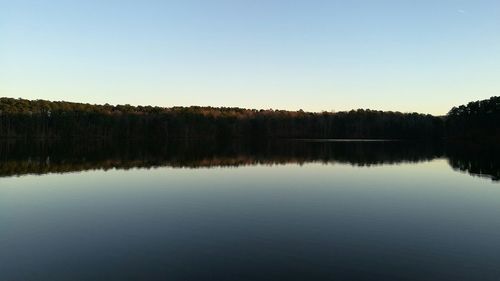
[1,0,499,114]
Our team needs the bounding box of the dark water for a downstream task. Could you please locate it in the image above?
[1,140,500,281]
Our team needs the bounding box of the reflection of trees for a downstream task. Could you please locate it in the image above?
[0,140,443,177]
[446,142,500,181]
[1,140,498,182]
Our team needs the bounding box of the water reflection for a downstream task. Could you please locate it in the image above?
[2,140,500,281]
[446,142,500,181]
[0,139,498,181]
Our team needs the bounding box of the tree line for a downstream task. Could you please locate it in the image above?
[446,96,500,140]
[0,97,442,140]
[0,96,497,140]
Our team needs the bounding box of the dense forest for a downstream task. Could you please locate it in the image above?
[446,96,500,140]
[0,97,442,140]
[0,96,498,140]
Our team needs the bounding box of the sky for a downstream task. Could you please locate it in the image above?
[1,0,499,115]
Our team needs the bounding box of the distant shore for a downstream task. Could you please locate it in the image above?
[0,96,498,140]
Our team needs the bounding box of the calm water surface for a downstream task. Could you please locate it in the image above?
[1,140,500,280]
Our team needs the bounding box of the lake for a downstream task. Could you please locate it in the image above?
[1,140,499,281]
